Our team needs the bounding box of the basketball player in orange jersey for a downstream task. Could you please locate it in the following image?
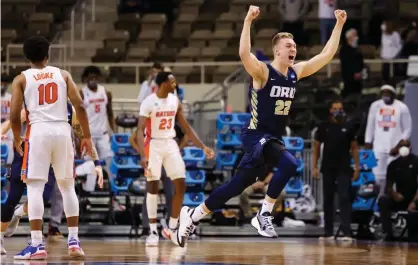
[10,36,92,260]
[136,72,214,246]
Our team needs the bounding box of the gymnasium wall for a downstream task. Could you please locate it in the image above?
[82,83,248,112]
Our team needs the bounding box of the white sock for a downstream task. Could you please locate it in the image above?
[68,227,79,241]
[150,223,158,234]
[31,230,43,246]
[15,204,26,217]
[260,200,274,214]
[169,217,178,230]
[191,204,207,222]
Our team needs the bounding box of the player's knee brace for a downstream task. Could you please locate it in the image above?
[27,179,47,220]
[146,193,158,219]
[56,179,79,217]
[205,168,258,212]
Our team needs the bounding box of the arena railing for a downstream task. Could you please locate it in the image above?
[4,48,417,84]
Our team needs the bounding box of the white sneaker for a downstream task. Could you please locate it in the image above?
[5,204,25,237]
[337,236,354,242]
[282,217,306,228]
[319,236,334,241]
[1,237,6,255]
[145,232,159,247]
[177,206,197,248]
[162,228,180,246]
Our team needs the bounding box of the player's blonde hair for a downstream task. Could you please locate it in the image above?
[272,32,294,46]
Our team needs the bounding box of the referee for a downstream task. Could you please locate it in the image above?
[312,99,361,241]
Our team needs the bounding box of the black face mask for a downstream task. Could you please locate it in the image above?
[331,110,346,122]
[382,95,394,105]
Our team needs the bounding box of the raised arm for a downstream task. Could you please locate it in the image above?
[239,5,268,84]
[293,10,347,79]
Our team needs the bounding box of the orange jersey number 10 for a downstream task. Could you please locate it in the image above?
[38,82,58,105]
[159,118,173,130]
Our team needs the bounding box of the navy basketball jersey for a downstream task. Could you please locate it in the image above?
[244,64,297,136]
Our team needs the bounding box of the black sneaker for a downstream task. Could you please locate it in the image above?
[48,225,64,241]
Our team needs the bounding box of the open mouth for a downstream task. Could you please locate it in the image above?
[289,55,295,60]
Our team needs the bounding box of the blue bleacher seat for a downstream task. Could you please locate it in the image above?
[1,144,8,165]
[110,156,142,178]
[109,178,134,192]
[216,151,238,170]
[352,197,375,211]
[285,177,304,195]
[216,133,242,150]
[351,149,377,170]
[1,190,8,204]
[185,170,206,188]
[216,113,250,133]
[111,133,136,156]
[183,192,205,207]
[182,147,205,167]
[282,136,304,151]
[352,172,376,187]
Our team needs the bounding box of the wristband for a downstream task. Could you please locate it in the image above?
[94,160,101,167]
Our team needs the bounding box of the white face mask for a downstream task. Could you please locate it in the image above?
[399,146,410,157]
[351,37,359,47]
[381,24,386,32]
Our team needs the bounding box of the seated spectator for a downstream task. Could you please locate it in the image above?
[378,140,418,241]
[339,28,365,98]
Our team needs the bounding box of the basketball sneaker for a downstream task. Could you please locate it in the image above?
[145,231,159,247]
[177,206,198,248]
[251,211,278,238]
[5,204,25,237]
[14,242,47,260]
[162,228,180,246]
[67,238,85,258]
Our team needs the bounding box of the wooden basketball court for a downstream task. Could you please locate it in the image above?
[1,237,417,264]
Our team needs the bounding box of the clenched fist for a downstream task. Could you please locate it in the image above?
[245,5,260,22]
[334,9,347,25]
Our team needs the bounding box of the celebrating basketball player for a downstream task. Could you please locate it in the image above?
[10,36,92,259]
[136,72,214,246]
[176,6,347,245]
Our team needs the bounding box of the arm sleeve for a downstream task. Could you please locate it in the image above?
[365,102,377,144]
[400,104,412,140]
[139,99,151,117]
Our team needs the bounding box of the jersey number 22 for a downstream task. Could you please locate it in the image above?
[38,82,58,105]
[275,100,291,115]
